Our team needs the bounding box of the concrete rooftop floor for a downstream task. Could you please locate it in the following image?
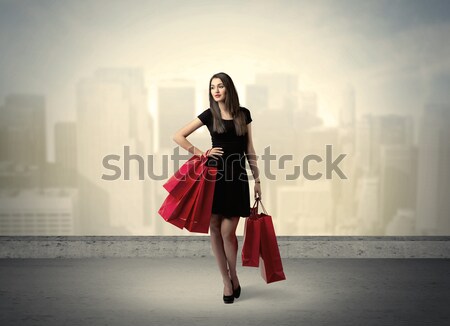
[1,257,449,326]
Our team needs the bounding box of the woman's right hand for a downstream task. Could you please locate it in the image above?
[206,147,224,160]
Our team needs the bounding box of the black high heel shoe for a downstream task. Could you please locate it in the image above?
[231,279,241,299]
[223,280,234,304]
[223,293,234,304]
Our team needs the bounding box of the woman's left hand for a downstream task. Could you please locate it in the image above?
[254,182,262,200]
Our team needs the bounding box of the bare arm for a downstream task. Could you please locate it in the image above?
[172,117,205,156]
[245,122,260,183]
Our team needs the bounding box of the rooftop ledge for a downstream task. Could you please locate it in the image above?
[1,236,449,259]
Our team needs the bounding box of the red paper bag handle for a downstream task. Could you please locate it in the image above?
[252,197,268,215]
[202,149,211,158]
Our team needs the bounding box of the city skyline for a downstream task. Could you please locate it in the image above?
[1,0,450,162]
[1,73,426,162]
[1,67,449,236]
[0,1,449,236]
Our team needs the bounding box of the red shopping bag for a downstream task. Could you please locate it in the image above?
[241,200,262,267]
[184,166,217,233]
[163,150,210,200]
[158,150,216,233]
[241,198,286,284]
[158,151,209,222]
[258,199,286,283]
[158,174,203,229]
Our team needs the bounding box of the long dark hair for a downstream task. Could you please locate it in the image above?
[208,72,248,136]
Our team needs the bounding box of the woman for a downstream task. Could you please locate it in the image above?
[172,72,262,304]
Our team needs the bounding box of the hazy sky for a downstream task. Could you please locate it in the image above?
[1,0,449,156]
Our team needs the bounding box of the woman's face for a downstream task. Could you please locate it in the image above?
[211,78,226,102]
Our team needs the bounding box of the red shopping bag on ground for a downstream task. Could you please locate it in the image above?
[241,198,286,283]
[241,200,262,267]
[184,166,217,233]
[258,199,286,283]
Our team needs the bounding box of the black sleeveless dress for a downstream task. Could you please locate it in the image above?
[197,107,252,218]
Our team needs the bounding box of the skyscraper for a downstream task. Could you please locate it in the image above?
[255,73,299,111]
[76,68,153,234]
[158,79,196,151]
[0,94,46,167]
[356,114,413,174]
[416,104,450,235]
[55,122,77,172]
[245,84,269,112]
[379,144,417,232]
[339,84,356,128]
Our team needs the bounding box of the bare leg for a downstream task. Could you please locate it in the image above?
[209,214,233,296]
[221,216,240,289]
